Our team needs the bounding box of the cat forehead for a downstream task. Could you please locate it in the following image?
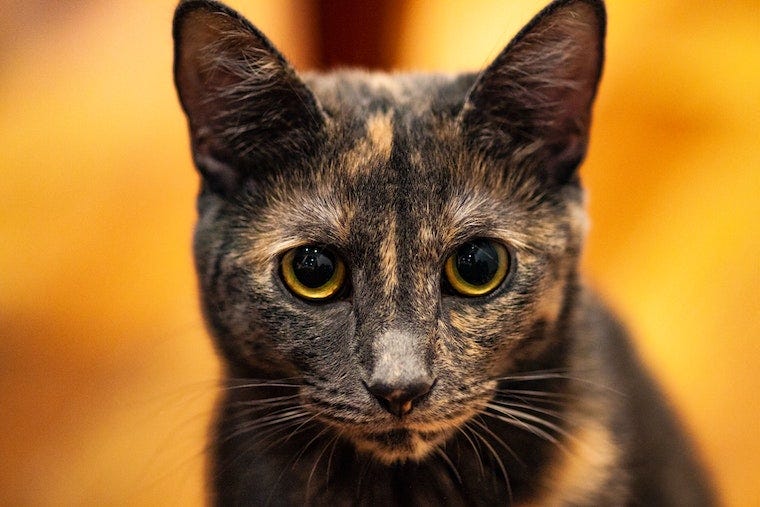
[246,145,544,267]
[303,70,476,119]
[252,72,542,240]
[243,72,555,260]
[302,71,482,183]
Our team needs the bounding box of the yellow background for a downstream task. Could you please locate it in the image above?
[1,1,757,505]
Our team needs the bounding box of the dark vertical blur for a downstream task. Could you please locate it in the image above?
[315,0,401,69]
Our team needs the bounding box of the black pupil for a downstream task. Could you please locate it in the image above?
[455,240,499,286]
[292,246,336,288]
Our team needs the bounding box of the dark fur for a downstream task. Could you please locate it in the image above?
[173,0,716,505]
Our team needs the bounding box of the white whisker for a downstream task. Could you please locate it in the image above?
[472,416,523,466]
[459,423,485,478]
[467,420,513,503]
[488,398,569,422]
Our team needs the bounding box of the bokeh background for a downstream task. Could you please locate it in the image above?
[1,0,757,505]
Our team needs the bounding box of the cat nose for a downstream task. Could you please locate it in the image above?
[364,378,435,418]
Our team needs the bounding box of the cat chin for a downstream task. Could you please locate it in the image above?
[337,413,478,464]
[349,427,453,464]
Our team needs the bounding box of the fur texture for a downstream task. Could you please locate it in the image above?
[173,0,715,505]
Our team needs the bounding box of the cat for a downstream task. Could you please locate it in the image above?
[173,0,716,505]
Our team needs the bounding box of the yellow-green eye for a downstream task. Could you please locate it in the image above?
[444,239,509,297]
[281,245,346,301]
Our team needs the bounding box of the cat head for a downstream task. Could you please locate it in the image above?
[174,0,605,463]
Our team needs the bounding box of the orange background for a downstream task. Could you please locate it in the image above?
[1,1,757,505]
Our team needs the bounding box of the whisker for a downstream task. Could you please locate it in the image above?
[459,424,485,477]
[221,381,302,391]
[494,370,623,396]
[467,420,513,503]
[294,426,333,470]
[239,428,317,507]
[482,405,572,454]
[219,409,313,448]
[308,431,342,495]
[260,413,321,455]
[215,413,317,489]
[264,425,332,506]
[486,403,571,440]
[232,398,306,419]
[254,416,316,445]
[488,398,569,422]
[500,393,570,408]
[355,455,372,501]
[435,447,463,485]
[482,407,559,446]
[494,388,576,400]
[472,416,523,466]
[231,405,310,427]
[325,430,342,483]
[232,393,302,406]
[493,368,570,382]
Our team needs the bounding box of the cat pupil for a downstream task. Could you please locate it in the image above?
[292,246,335,288]
[456,240,500,286]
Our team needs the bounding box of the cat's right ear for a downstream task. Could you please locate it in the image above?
[173,1,325,196]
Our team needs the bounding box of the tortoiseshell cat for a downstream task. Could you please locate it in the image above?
[173,0,715,505]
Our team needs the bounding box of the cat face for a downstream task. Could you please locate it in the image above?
[175,0,604,463]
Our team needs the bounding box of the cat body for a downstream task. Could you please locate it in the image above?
[173,0,715,505]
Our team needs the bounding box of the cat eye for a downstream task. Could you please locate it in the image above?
[281,245,346,301]
[444,239,510,297]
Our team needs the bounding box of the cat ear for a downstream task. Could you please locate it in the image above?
[459,0,605,185]
[173,1,325,195]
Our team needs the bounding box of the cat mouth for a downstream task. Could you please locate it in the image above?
[306,393,490,462]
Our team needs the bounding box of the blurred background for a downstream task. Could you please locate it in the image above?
[1,0,757,505]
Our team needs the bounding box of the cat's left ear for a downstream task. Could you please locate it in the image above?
[173,1,325,196]
[460,0,605,185]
